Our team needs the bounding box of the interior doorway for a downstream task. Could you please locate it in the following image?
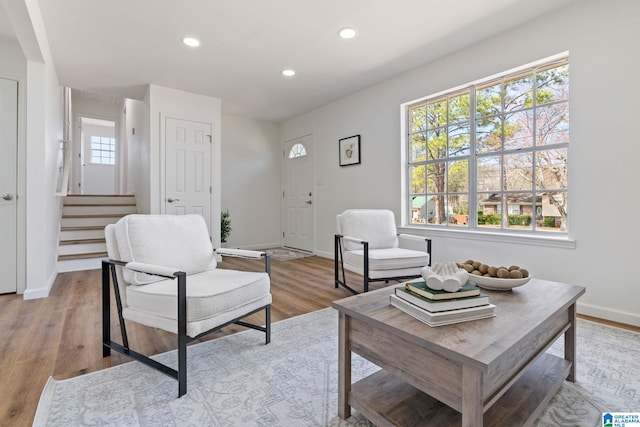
[78,116,117,194]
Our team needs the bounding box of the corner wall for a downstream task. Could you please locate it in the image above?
[220,114,281,249]
[281,0,640,325]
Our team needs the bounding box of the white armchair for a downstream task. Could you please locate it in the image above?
[102,214,271,397]
[334,209,431,293]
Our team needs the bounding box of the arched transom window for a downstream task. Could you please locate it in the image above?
[288,143,307,158]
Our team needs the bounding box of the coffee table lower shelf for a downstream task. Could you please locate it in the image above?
[349,352,571,427]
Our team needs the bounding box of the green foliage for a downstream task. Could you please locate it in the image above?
[508,215,531,226]
[221,210,232,242]
[477,214,501,225]
[543,217,557,227]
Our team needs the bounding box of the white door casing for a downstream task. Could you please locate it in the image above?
[283,135,314,252]
[164,117,213,235]
[0,77,18,294]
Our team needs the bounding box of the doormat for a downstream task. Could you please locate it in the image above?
[265,247,313,261]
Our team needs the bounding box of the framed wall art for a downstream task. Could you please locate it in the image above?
[339,135,360,166]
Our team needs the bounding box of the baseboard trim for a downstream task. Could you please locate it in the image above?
[574,302,639,328]
[23,270,57,300]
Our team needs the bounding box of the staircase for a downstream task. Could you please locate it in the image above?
[57,194,137,272]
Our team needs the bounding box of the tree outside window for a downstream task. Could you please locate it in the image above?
[406,58,569,233]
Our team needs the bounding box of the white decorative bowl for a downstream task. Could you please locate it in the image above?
[468,274,532,291]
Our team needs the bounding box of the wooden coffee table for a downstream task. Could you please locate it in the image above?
[332,278,585,427]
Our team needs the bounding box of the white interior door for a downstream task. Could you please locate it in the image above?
[283,135,314,252]
[164,117,212,234]
[0,77,18,294]
[80,117,117,194]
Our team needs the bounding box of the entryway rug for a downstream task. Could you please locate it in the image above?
[33,308,639,426]
[265,247,313,261]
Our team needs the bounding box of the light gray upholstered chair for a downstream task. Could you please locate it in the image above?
[102,214,271,397]
[335,209,431,293]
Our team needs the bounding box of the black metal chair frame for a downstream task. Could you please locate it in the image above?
[334,234,432,294]
[102,254,271,398]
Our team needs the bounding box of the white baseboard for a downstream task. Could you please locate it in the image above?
[577,302,640,328]
[23,270,57,300]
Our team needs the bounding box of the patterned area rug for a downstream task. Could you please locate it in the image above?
[265,247,313,261]
[33,309,639,426]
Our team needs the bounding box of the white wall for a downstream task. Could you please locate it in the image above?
[147,84,222,244]
[281,0,640,326]
[12,0,63,298]
[0,37,26,77]
[221,114,281,249]
[124,97,149,210]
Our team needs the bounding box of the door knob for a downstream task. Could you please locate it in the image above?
[2,193,13,201]
[305,200,312,205]
[167,198,180,203]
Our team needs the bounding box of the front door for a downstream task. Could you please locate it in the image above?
[0,77,18,294]
[283,135,314,252]
[164,117,212,234]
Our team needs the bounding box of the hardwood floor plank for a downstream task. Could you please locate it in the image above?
[0,255,635,427]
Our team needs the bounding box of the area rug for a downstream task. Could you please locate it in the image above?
[265,247,313,261]
[33,308,639,426]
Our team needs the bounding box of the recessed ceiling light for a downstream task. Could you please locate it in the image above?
[338,27,357,39]
[182,37,200,47]
[282,69,296,77]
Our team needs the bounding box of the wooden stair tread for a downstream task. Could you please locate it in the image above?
[58,252,108,261]
[65,194,134,197]
[60,238,106,245]
[64,203,136,208]
[62,213,126,218]
[61,225,106,231]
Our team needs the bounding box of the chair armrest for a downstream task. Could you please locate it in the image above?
[124,261,183,279]
[338,235,368,246]
[398,234,431,252]
[215,248,266,259]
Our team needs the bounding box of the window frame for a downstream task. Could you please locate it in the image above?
[402,54,570,239]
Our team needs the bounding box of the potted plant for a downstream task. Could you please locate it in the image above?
[221,209,232,246]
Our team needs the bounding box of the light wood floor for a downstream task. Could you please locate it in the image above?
[1,255,637,426]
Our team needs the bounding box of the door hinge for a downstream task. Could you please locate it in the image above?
[283,231,285,238]
[283,191,285,197]
[210,186,212,194]
[207,135,212,143]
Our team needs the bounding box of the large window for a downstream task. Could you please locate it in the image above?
[406,57,569,233]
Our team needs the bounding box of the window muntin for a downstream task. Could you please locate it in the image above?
[90,136,115,165]
[406,58,569,233]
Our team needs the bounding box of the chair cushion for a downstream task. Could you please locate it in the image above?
[343,247,430,271]
[338,209,399,251]
[125,269,270,325]
[113,214,217,285]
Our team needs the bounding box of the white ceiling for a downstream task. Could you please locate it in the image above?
[2,0,575,122]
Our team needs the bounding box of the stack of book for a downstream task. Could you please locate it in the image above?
[389,280,495,327]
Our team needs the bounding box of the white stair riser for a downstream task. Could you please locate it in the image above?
[64,196,136,206]
[63,205,137,215]
[58,242,106,256]
[57,258,104,273]
[61,217,120,228]
[60,228,105,240]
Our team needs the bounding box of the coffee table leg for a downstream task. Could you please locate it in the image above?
[338,312,352,419]
[462,365,483,427]
[565,303,577,382]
